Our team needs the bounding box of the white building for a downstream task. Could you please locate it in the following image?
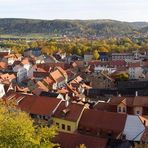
[128,62,143,79]
[94,66,116,74]
[13,66,27,83]
[84,53,93,62]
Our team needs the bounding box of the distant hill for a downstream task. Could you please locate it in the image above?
[139,26,148,33]
[0,18,147,37]
[129,22,148,29]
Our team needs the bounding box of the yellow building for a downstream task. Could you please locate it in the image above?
[53,101,85,133]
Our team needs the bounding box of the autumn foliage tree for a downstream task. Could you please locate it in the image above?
[93,50,100,60]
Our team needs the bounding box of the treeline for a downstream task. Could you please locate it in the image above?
[1,37,148,56]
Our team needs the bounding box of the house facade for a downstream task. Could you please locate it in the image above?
[53,102,85,133]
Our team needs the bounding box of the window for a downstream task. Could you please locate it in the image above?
[136,111,140,115]
[123,107,126,113]
[56,122,59,128]
[67,125,71,131]
[118,107,121,112]
[62,124,65,130]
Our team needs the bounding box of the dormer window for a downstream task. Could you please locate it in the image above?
[123,107,126,113]
[136,111,140,115]
[118,107,121,112]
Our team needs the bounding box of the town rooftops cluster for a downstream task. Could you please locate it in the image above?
[0,48,148,147]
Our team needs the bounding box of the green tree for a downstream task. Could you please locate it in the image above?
[0,104,58,148]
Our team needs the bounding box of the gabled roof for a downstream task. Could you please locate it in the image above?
[43,77,54,85]
[0,52,9,58]
[33,72,50,78]
[54,132,107,148]
[0,61,8,69]
[133,96,148,107]
[50,69,65,83]
[94,102,117,112]
[128,62,141,68]
[109,96,134,107]
[56,66,68,77]
[36,81,49,92]
[79,109,127,134]
[57,88,69,94]
[26,96,62,115]
[53,102,84,122]
[3,92,62,116]
[109,96,148,107]
[21,58,31,65]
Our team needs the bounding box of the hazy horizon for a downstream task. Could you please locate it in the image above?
[0,0,148,22]
[0,18,148,23]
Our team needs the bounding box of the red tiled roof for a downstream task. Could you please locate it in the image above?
[109,96,134,106]
[94,102,117,112]
[36,81,49,92]
[18,95,36,112]
[37,63,70,72]
[5,53,21,59]
[133,96,148,107]
[56,66,68,77]
[0,52,9,58]
[33,72,50,78]
[32,87,43,96]
[3,92,62,116]
[50,70,65,83]
[110,60,127,67]
[54,132,107,148]
[53,102,84,122]
[57,88,69,94]
[27,96,62,115]
[43,77,54,85]
[0,73,16,81]
[0,61,8,69]
[79,109,127,134]
[109,96,148,107]
[17,95,62,115]
[21,58,30,65]
[128,62,141,68]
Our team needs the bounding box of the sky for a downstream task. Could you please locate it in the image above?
[0,0,147,22]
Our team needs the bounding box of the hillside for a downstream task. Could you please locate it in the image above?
[129,22,148,29]
[0,18,147,37]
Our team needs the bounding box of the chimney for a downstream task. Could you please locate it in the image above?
[118,94,121,97]
[135,91,138,97]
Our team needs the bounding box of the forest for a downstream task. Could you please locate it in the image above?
[0,37,148,57]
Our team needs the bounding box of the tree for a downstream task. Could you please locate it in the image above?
[112,72,129,81]
[93,50,99,60]
[0,104,58,148]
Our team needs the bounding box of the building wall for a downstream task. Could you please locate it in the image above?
[53,117,77,133]
[17,67,27,83]
[134,107,143,116]
[89,74,114,89]
[128,67,143,79]
[117,103,127,113]
[84,54,93,62]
